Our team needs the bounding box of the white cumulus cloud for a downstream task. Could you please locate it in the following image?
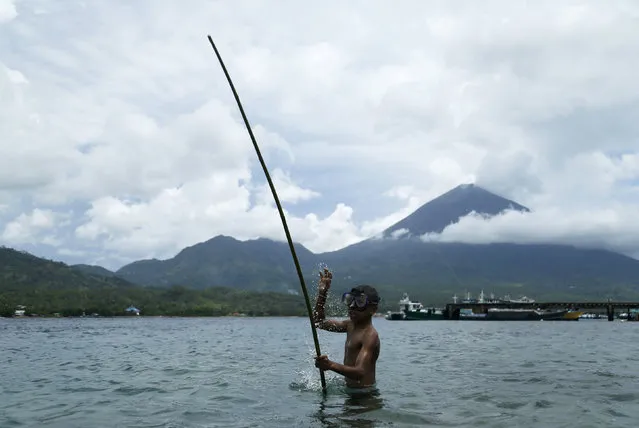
[0,0,17,23]
[0,0,638,269]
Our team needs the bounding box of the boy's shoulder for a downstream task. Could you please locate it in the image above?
[369,325,379,338]
[360,323,379,338]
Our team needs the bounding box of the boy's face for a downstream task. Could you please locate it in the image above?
[345,292,378,321]
[348,303,378,320]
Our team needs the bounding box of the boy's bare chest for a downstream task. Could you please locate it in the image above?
[344,331,364,354]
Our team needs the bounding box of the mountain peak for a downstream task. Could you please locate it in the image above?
[381,183,529,238]
[454,183,475,189]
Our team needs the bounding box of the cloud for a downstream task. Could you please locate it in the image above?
[390,228,410,240]
[69,179,422,267]
[254,169,320,205]
[1,208,64,246]
[422,203,639,259]
[0,0,638,269]
[0,0,16,23]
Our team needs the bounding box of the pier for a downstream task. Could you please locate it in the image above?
[443,300,639,321]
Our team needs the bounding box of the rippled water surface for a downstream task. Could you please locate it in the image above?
[1,317,638,427]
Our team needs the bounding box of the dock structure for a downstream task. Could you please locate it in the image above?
[443,300,639,321]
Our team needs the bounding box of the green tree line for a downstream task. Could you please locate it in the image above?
[0,284,322,317]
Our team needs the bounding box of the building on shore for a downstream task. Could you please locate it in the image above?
[125,306,141,316]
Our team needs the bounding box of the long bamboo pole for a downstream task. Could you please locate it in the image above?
[206,35,327,394]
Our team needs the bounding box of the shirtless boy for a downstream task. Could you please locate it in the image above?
[313,268,381,389]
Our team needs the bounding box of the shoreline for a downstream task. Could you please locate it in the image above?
[0,314,313,319]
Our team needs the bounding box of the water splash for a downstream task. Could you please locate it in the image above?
[289,368,344,394]
[311,262,334,287]
[289,263,348,395]
[309,263,347,319]
[290,315,346,395]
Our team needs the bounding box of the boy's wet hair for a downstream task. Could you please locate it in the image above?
[350,285,380,305]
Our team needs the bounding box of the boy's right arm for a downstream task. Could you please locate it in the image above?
[313,269,348,333]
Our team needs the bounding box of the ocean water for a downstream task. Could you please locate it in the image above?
[1,316,638,427]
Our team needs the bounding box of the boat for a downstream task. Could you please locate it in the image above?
[385,293,446,321]
[579,312,605,320]
[460,307,568,321]
[562,310,584,321]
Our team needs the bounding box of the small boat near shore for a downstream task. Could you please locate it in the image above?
[579,313,606,320]
[562,310,583,321]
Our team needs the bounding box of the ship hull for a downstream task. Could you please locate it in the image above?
[560,311,583,321]
[403,311,446,321]
[385,312,405,320]
[461,309,569,321]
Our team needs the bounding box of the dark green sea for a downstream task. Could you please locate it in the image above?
[1,317,638,427]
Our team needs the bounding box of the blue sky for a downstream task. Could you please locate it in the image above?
[1,0,639,270]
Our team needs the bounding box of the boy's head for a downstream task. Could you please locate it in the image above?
[342,284,380,321]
